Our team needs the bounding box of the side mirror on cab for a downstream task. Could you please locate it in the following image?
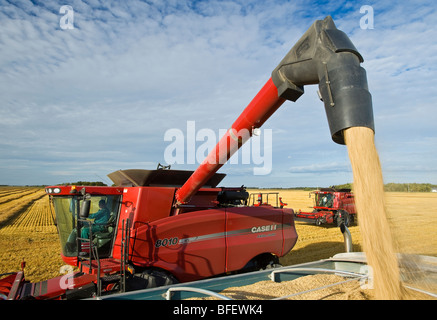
[80,192,91,219]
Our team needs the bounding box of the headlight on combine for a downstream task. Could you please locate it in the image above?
[45,187,61,194]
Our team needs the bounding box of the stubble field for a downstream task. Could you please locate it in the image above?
[0,187,65,282]
[251,189,437,267]
[1,187,436,289]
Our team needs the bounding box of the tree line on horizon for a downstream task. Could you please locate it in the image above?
[255,182,436,192]
[58,181,108,186]
[332,182,436,192]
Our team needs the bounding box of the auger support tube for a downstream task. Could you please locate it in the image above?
[340,223,353,253]
[175,79,285,204]
[175,16,374,204]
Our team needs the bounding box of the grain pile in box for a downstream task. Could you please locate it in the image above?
[188,273,435,300]
[189,274,374,300]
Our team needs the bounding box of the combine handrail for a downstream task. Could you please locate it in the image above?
[163,286,233,300]
[403,285,437,298]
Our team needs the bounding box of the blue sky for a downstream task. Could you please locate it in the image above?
[0,0,436,187]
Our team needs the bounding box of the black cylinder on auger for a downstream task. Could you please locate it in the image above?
[271,16,374,145]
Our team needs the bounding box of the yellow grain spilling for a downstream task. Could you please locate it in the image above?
[344,127,404,299]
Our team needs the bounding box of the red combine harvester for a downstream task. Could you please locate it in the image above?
[0,16,374,300]
[295,188,356,226]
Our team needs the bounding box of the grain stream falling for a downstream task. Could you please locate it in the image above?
[344,127,404,300]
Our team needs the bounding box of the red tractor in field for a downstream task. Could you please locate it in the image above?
[295,188,356,226]
[0,16,374,299]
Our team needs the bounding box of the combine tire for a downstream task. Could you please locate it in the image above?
[336,210,351,227]
[241,253,281,273]
[256,253,281,270]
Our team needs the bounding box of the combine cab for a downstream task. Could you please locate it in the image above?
[295,188,356,226]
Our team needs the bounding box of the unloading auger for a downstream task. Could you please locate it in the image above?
[175,15,374,205]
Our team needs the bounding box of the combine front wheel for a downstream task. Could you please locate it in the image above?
[336,210,351,227]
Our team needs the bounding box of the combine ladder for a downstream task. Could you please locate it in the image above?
[77,218,131,297]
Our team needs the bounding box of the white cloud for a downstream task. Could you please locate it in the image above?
[0,0,436,186]
[289,162,351,174]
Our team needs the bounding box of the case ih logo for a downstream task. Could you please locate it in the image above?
[251,224,277,233]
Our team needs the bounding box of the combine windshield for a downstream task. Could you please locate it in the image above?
[314,193,334,208]
[52,195,121,257]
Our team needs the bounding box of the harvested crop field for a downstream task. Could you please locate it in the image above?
[0,187,65,282]
[0,186,436,299]
[267,189,437,263]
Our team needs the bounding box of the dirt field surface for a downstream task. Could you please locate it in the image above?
[1,187,436,299]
